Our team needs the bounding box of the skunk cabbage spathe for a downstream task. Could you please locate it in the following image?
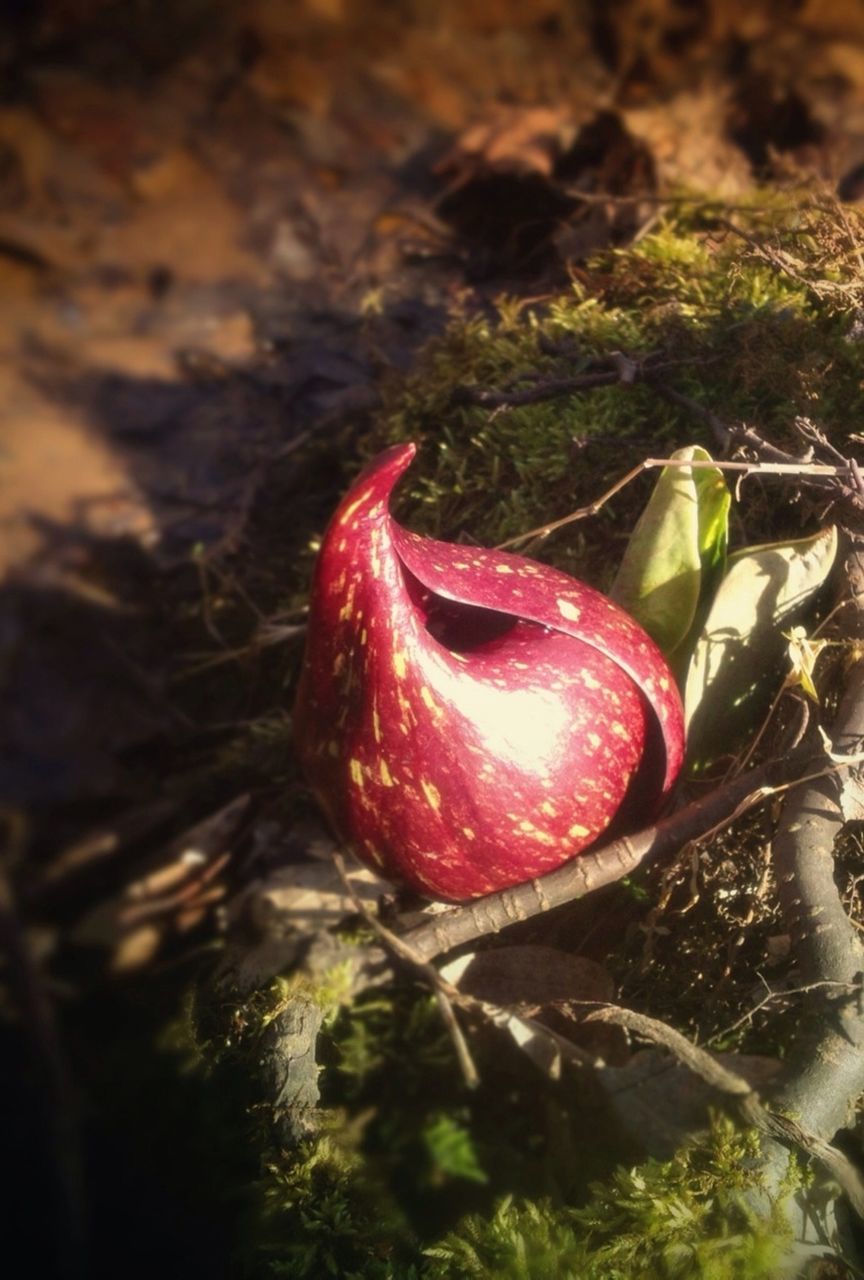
[294,444,684,901]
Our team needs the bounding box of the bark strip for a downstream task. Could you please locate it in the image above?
[770,657,864,1140]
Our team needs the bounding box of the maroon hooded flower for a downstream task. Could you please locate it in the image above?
[294,444,684,901]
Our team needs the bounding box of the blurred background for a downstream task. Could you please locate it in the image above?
[4,1,864,1276]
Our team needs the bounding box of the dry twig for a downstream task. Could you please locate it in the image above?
[451,351,689,410]
[400,754,807,964]
[497,456,858,551]
[332,851,480,1088]
[582,1003,864,1220]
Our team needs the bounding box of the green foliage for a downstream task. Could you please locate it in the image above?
[425,1196,587,1279]
[610,445,730,665]
[248,1131,417,1279]
[332,989,455,1095]
[608,440,837,767]
[422,1112,488,1186]
[362,198,864,588]
[240,982,550,1276]
[237,983,802,1279]
[140,970,806,1280]
[254,964,359,1030]
[425,1116,792,1280]
[321,986,535,1219]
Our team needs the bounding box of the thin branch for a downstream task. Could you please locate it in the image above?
[647,381,827,471]
[400,755,806,964]
[496,456,853,551]
[433,986,480,1091]
[333,851,480,1088]
[719,218,862,304]
[451,352,707,411]
[585,1004,750,1094]
[645,379,731,450]
[583,1003,864,1219]
[709,979,864,1047]
[771,650,864,1139]
[452,366,641,410]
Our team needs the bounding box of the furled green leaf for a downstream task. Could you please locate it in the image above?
[684,525,838,770]
[610,446,730,665]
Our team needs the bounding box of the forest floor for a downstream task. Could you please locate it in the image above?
[6,2,864,1277]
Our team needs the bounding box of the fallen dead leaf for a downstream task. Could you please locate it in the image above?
[623,86,754,196]
[442,944,628,1067]
[245,853,394,935]
[600,1048,782,1158]
[437,105,579,186]
[111,924,163,973]
[72,797,249,967]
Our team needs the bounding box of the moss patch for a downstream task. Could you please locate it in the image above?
[355,196,864,588]
[178,974,798,1279]
[426,1115,794,1280]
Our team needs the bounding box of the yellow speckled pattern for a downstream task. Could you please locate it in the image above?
[293,443,685,901]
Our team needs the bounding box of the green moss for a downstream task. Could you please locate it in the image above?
[250,963,359,1031]
[249,1113,795,1279]
[245,1128,417,1279]
[425,1115,793,1280]
[357,198,864,588]
[128,960,810,1280]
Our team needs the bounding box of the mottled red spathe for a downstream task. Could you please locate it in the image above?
[294,443,685,901]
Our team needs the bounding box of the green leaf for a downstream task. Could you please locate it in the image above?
[422,1112,488,1185]
[684,525,838,770]
[610,446,730,666]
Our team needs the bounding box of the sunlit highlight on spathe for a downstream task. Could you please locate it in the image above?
[294,442,685,901]
[420,648,573,773]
